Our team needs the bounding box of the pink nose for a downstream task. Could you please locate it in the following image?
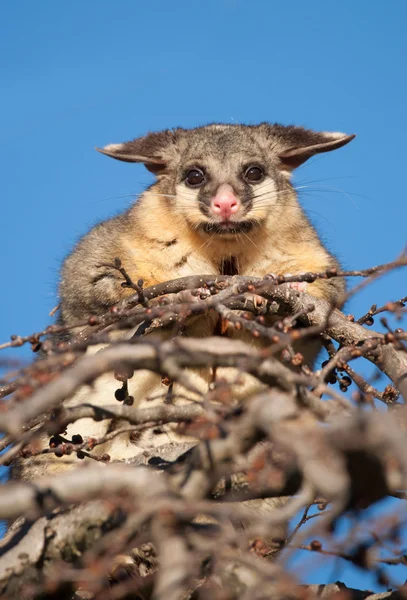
[210,183,240,220]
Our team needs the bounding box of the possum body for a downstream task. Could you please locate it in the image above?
[12,122,354,481]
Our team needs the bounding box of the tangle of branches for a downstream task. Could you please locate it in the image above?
[0,256,406,600]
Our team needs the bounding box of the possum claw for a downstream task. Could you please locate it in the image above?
[244,293,268,314]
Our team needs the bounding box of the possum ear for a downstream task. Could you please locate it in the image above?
[275,126,355,172]
[96,129,179,174]
[257,124,355,173]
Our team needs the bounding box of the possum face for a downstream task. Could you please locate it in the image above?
[97,123,354,237]
[172,126,283,235]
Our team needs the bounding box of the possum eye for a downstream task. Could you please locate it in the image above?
[185,168,205,188]
[244,166,264,183]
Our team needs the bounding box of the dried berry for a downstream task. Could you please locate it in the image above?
[49,436,60,448]
[376,570,389,587]
[310,540,322,551]
[291,352,303,367]
[115,387,126,401]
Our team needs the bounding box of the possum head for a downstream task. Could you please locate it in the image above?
[97,123,354,237]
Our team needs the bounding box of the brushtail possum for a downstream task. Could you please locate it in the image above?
[12,122,354,482]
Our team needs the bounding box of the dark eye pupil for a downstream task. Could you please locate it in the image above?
[186,169,205,187]
[245,166,263,182]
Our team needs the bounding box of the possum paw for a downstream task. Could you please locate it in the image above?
[287,280,308,292]
[266,272,308,293]
[284,273,308,293]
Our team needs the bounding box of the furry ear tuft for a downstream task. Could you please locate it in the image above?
[258,124,355,172]
[279,131,355,170]
[96,129,179,174]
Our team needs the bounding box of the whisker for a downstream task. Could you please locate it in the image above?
[241,230,260,251]
[92,192,140,204]
[293,154,325,173]
[195,231,217,253]
[294,184,359,209]
[295,175,357,186]
[93,191,186,205]
[298,186,369,202]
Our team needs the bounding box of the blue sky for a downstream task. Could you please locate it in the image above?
[1,0,407,590]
